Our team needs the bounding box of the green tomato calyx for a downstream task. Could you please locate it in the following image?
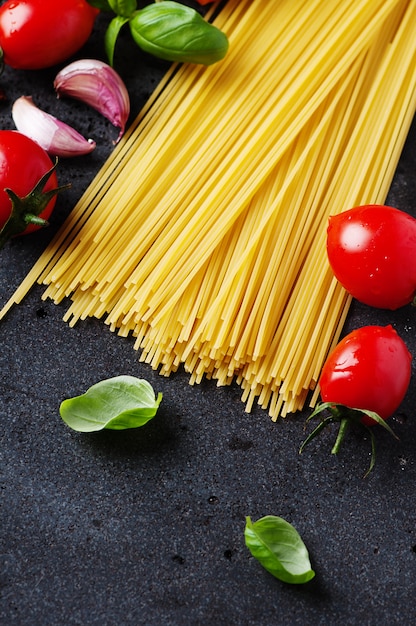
[0,159,70,249]
[299,402,398,477]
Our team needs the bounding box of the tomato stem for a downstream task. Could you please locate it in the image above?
[331,418,350,455]
[23,214,49,227]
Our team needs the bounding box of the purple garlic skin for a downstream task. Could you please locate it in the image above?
[12,96,96,158]
[54,59,130,143]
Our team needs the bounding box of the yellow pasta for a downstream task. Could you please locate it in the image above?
[1,0,415,420]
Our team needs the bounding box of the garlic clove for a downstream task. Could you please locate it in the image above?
[54,59,130,143]
[12,96,96,158]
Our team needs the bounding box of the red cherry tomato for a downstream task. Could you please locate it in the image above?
[326,204,416,310]
[320,325,412,425]
[0,0,99,70]
[300,325,412,475]
[0,130,58,235]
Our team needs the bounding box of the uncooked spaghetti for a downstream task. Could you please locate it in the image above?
[1,0,416,419]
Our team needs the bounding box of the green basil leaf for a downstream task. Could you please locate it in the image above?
[108,0,137,17]
[105,15,130,66]
[129,1,229,65]
[59,375,162,432]
[244,515,315,584]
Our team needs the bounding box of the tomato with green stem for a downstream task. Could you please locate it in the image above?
[326,204,416,310]
[0,131,68,249]
[0,0,99,70]
[300,325,412,475]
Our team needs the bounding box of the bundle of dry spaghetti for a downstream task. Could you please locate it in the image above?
[2,0,416,419]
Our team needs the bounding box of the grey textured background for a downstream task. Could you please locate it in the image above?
[1,6,416,625]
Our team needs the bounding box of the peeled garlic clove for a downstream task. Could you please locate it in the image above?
[54,59,130,143]
[12,96,96,158]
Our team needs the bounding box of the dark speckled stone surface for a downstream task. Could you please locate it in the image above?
[1,6,416,626]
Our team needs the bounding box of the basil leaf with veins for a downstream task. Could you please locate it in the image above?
[60,375,162,432]
[245,515,315,584]
[129,1,229,65]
